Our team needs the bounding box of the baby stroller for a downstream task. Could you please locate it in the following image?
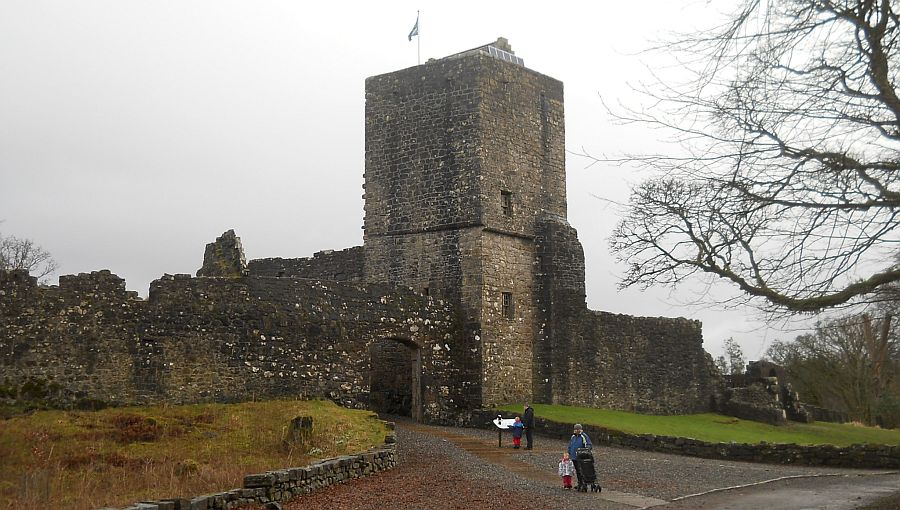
[574,447,601,492]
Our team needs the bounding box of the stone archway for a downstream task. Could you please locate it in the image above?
[369,338,423,422]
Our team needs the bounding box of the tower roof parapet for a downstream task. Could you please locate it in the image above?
[433,37,524,67]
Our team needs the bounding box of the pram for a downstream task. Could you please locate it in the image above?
[574,447,601,492]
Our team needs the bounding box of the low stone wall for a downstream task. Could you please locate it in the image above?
[114,428,398,510]
[806,404,850,424]
[471,410,900,469]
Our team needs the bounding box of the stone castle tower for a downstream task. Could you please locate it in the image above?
[363,38,581,406]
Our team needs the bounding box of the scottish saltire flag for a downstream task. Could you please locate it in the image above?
[408,13,419,41]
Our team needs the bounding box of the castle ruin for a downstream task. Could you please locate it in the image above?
[0,40,720,423]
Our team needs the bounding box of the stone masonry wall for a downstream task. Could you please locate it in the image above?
[561,311,719,414]
[363,55,489,409]
[533,213,718,414]
[0,269,473,423]
[363,57,483,239]
[534,214,586,404]
[197,229,247,277]
[478,233,536,406]
[478,56,566,231]
[247,246,364,282]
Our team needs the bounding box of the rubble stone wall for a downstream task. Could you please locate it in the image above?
[247,246,364,282]
[556,311,719,414]
[0,269,473,423]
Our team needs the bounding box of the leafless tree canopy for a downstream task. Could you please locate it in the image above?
[0,232,58,282]
[608,0,900,312]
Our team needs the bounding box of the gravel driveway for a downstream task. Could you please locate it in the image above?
[283,420,899,510]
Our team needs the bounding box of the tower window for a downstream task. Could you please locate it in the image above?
[501,191,512,216]
[502,292,514,319]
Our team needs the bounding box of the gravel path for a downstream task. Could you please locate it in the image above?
[283,421,897,510]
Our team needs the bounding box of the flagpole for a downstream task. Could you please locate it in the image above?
[417,10,421,65]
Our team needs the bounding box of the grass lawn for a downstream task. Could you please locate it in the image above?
[499,404,900,446]
[0,399,388,510]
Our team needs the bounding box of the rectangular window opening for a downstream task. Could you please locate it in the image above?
[502,292,514,319]
[501,190,512,216]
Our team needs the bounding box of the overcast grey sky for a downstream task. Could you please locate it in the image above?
[0,0,800,360]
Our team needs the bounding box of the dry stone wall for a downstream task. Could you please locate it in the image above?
[114,428,398,510]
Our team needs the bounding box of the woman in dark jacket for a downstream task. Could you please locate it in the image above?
[522,404,535,449]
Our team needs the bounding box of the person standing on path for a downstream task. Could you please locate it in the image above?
[523,403,535,449]
[567,423,592,490]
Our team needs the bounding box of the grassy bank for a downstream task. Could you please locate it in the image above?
[0,399,388,510]
[498,404,900,446]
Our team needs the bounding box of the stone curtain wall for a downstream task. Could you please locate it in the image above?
[562,311,719,414]
[0,269,473,423]
[247,247,364,282]
[115,428,398,510]
[533,215,718,414]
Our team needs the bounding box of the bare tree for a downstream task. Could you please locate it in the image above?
[604,0,900,312]
[0,231,58,282]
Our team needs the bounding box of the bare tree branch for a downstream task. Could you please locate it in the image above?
[598,0,900,313]
[0,231,58,283]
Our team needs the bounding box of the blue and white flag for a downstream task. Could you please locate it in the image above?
[408,13,419,41]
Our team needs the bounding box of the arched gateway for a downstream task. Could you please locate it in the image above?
[368,337,423,422]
